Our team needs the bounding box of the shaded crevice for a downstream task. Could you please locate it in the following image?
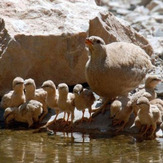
[0,18,12,57]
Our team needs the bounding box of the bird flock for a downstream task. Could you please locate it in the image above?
[0,35,163,140]
[1,77,96,128]
[85,36,163,139]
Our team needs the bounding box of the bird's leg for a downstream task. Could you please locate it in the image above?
[40,112,59,129]
[92,98,111,117]
[112,119,123,126]
[81,110,85,122]
[88,107,93,122]
[5,114,14,127]
[65,112,74,131]
[116,122,127,133]
[71,112,74,123]
[54,110,59,122]
[66,112,70,123]
[141,125,150,136]
[139,125,146,133]
[63,112,66,120]
[39,106,48,123]
[133,106,139,117]
[27,117,34,128]
[148,124,156,139]
[60,112,67,126]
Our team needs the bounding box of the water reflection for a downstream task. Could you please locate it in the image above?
[0,129,163,163]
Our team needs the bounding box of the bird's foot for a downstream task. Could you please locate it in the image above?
[81,117,88,123]
[140,127,149,137]
[115,126,124,133]
[92,99,111,118]
[89,117,94,123]
[147,127,156,140]
[115,122,126,133]
[47,128,55,135]
[33,124,48,133]
[39,116,44,123]
[148,134,156,140]
[65,122,73,131]
[112,119,123,126]
[92,109,102,117]
[63,121,70,127]
[92,107,107,118]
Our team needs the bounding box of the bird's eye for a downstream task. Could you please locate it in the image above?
[16,82,22,85]
[96,40,101,44]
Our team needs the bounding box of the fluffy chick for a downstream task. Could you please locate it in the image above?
[41,80,59,122]
[1,77,25,109]
[24,78,47,122]
[4,100,43,128]
[58,83,75,123]
[130,75,161,116]
[85,36,153,114]
[110,99,122,118]
[111,96,133,132]
[150,98,163,121]
[73,84,95,121]
[135,97,161,138]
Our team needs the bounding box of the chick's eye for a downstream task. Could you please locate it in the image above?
[96,40,101,44]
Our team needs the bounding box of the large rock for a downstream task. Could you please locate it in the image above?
[0,0,106,96]
[89,12,153,56]
[0,0,153,97]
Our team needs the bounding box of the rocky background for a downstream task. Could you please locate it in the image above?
[0,0,162,98]
[0,0,162,138]
[98,0,163,97]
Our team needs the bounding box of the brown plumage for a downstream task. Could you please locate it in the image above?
[24,78,47,122]
[135,97,161,138]
[4,100,43,128]
[73,84,95,121]
[85,36,153,113]
[110,99,122,118]
[58,83,75,123]
[41,80,59,122]
[111,96,133,132]
[1,77,25,109]
[150,98,163,121]
[130,75,161,116]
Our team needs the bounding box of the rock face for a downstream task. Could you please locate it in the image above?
[89,12,153,56]
[0,0,153,97]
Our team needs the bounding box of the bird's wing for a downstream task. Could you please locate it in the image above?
[143,92,152,99]
[81,89,95,101]
[131,89,145,103]
[1,91,13,108]
[69,93,75,106]
[151,106,161,122]
[35,89,47,101]
[19,103,29,116]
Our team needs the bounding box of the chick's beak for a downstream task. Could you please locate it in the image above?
[41,85,44,88]
[85,39,93,46]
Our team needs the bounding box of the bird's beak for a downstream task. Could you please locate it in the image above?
[155,78,162,83]
[85,39,93,46]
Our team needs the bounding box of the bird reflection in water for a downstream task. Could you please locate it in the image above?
[1,130,163,163]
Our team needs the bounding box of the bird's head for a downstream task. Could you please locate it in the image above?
[12,77,24,90]
[58,83,69,94]
[85,36,105,54]
[136,97,150,109]
[41,80,56,92]
[24,78,36,91]
[4,107,15,120]
[73,84,83,94]
[145,75,162,89]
